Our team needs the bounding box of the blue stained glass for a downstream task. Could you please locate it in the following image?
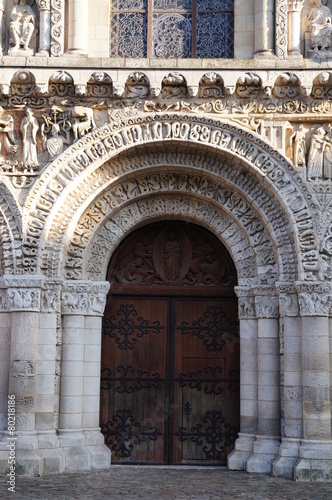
[197,0,233,10]
[153,13,192,57]
[110,0,147,9]
[196,13,234,58]
[154,0,192,9]
[110,13,147,58]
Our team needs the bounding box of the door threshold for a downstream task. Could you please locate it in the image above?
[110,465,228,470]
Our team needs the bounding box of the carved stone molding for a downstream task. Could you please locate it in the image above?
[50,0,64,56]
[276,282,299,317]
[253,285,279,319]
[234,286,256,320]
[296,281,332,317]
[61,281,110,316]
[276,0,288,58]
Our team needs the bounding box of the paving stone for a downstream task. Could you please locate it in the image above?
[1,467,332,499]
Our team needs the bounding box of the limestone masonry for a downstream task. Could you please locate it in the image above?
[0,0,332,483]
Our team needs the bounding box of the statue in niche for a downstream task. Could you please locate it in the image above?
[307,126,328,179]
[8,0,36,56]
[0,107,18,161]
[43,123,70,160]
[290,124,307,166]
[164,233,181,281]
[20,108,39,169]
[306,0,332,53]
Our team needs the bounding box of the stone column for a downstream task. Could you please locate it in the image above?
[228,287,258,471]
[58,281,111,473]
[0,286,10,442]
[254,0,275,56]
[288,1,304,57]
[37,280,64,473]
[294,282,332,482]
[0,0,4,56]
[246,286,280,473]
[66,0,89,56]
[36,0,51,56]
[273,283,301,479]
[0,276,44,477]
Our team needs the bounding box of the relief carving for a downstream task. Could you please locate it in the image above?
[8,0,36,56]
[87,72,113,99]
[7,289,40,311]
[125,72,150,98]
[290,124,307,166]
[307,124,332,180]
[0,107,18,163]
[198,73,224,99]
[161,73,187,99]
[305,0,332,57]
[20,108,39,170]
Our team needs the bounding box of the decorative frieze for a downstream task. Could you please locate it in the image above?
[296,281,332,316]
[0,275,45,311]
[276,282,299,317]
[61,281,110,316]
[234,287,256,320]
[276,0,288,58]
[50,0,65,56]
[253,286,279,319]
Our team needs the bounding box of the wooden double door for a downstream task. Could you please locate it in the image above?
[100,222,240,465]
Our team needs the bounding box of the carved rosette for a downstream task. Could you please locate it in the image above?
[234,286,256,320]
[296,282,332,317]
[0,275,45,311]
[62,281,110,316]
[276,282,299,317]
[253,286,279,319]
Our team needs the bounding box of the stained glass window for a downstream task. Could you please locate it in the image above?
[110,0,234,58]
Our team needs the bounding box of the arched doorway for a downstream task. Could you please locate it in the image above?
[100,221,240,465]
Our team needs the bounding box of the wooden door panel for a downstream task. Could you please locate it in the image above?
[172,298,240,465]
[100,297,169,464]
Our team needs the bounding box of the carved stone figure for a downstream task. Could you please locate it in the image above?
[8,0,36,56]
[161,73,187,99]
[21,108,39,169]
[307,126,326,179]
[0,107,18,161]
[323,123,332,179]
[125,72,150,98]
[43,123,70,160]
[306,0,332,52]
[71,106,96,141]
[164,232,181,281]
[290,124,306,166]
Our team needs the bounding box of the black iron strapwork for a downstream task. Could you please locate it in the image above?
[103,303,165,350]
[175,367,240,395]
[101,364,165,393]
[101,409,163,458]
[176,305,239,352]
[175,410,238,460]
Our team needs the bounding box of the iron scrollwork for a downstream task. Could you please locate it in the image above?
[101,364,165,393]
[103,303,165,350]
[175,410,238,460]
[175,367,240,395]
[101,409,162,458]
[176,305,239,352]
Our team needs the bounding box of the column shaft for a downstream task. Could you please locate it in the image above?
[254,0,275,55]
[288,1,304,56]
[67,0,89,55]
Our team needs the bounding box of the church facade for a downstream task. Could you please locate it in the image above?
[0,0,332,482]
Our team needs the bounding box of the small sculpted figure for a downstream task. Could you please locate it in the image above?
[290,124,306,166]
[306,0,332,52]
[8,0,36,56]
[43,123,70,160]
[307,126,326,179]
[0,107,18,160]
[21,108,39,169]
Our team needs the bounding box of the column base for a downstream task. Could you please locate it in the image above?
[228,433,255,471]
[246,436,280,474]
[65,49,88,57]
[0,450,42,477]
[58,429,111,473]
[273,438,301,479]
[294,440,332,482]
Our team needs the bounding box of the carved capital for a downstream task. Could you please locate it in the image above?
[36,0,51,10]
[253,286,279,319]
[0,275,45,312]
[62,281,110,316]
[234,286,256,319]
[41,279,62,313]
[296,282,332,317]
[276,282,299,317]
[288,0,304,12]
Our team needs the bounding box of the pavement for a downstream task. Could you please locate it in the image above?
[1,466,332,499]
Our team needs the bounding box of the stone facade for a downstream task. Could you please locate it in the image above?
[0,0,332,482]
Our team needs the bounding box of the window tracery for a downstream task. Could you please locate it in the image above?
[110,0,234,58]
